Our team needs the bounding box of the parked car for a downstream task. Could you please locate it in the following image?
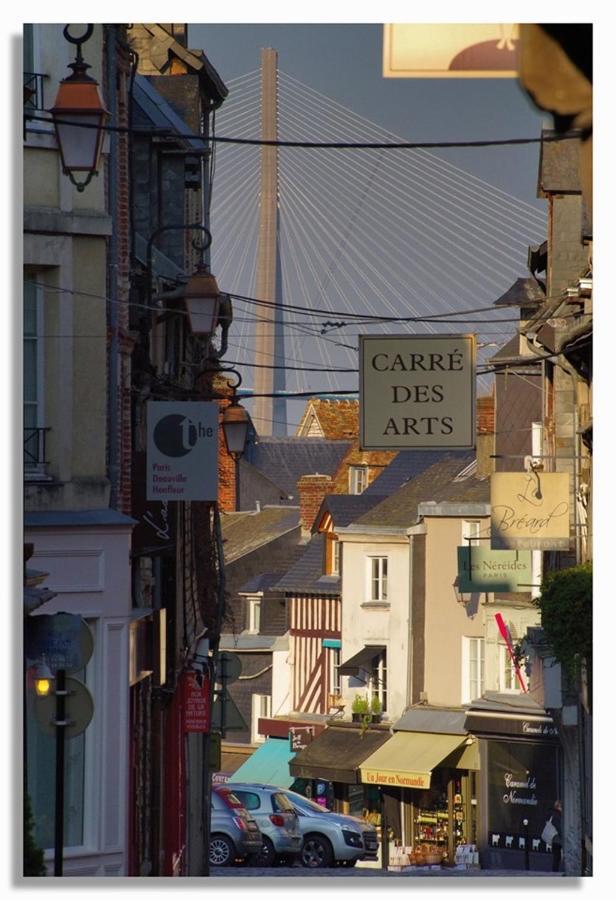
[209,784,262,867]
[226,783,303,866]
[279,789,379,868]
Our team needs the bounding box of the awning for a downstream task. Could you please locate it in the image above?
[359,731,470,790]
[230,737,296,788]
[339,645,385,677]
[289,725,390,784]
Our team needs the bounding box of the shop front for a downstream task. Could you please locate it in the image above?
[465,693,560,872]
[288,721,390,823]
[358,712,480,866]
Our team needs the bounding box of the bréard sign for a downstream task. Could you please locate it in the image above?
[490,472,571,550]
[359,334,476,450]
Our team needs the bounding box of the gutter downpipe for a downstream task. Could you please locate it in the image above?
[406,520,425,709]
[107,26,120,509]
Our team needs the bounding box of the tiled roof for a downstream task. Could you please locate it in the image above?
[296,398,359,439]
[330,447,398,493]
[493,277,545,308]
[245,437,352,500]
[220,506,300,563]
[275,534,341,596]
[352,453,486,529]
[316,493,388,529]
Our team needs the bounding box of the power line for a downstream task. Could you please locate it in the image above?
[24,111,585,151]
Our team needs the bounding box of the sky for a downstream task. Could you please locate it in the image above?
[192,22,547,206]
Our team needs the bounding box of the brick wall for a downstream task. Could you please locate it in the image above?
[298,474,332,536]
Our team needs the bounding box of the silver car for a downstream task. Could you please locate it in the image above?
[226,783,303,866]
[209,785,263,867]
[280,789,379,868]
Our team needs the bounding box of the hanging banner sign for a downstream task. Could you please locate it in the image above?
[491,472,571,550]
[147,401,218,501]
[383,24,520,78]
[457,547,532,593]
[360,334,475,450]
[181,670,212,733]
[289,726,315,753]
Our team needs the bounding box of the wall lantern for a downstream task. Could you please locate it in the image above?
[453,576,471,606]
[33,659,54,697]
[51,25,109,192]
[184,262,221,337]
[222,396,251,461]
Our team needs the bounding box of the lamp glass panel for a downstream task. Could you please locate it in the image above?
[56,114,101,170]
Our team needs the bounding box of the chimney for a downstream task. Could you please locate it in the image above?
[298,473,332,539]
[476,392,496,478]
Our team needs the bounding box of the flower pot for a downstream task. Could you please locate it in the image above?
[371,714,382,723]
[352,713,361,723]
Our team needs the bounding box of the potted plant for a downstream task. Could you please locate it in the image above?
[370,695,382,723]
[351,694,369,723]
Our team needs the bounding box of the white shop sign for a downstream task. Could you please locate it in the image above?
[147,401,218,501]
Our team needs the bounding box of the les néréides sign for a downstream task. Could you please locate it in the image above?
[147,401,218,501]
[457,547,532,593]
[360,334,476,450]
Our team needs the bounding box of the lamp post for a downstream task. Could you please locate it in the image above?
[219,370,251,510]
[51,25,109,192]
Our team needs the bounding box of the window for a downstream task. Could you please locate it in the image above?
[462,637,485,704]
[368,556,388,603]
[24,275,46,475]
[231,790,261,811]
[349,466,368,495]
[499,643,520,693]
[462,520,482,546]
[332,538,341,576]
[329,647,341,696]
[251,694,271,744]
[369,650,387,712]
[246,598,261,634]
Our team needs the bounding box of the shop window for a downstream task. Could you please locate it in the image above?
[461,637,485,704]
[367,556,388,603]
[246,597,261,634]
[349,466,368,495]
[251,694,271,744]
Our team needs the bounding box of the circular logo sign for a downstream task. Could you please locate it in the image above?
[153,415,198,457]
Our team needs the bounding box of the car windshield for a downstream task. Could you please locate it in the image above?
[289,793,330,814]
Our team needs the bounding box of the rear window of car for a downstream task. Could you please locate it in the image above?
[231,790,260,811]
[272,792,295,813]
[215,788,244,809]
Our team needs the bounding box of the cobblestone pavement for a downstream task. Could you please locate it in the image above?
[211,864,561,878]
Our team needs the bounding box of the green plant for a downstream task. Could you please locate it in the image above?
[370,695,382,715]
[24,792,46,876]
[351,694,369,714]
[534,562,592,679]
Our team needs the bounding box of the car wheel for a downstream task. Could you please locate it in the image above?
[209,834,235,867]
[302,834,334,868]
[253,835,277,867]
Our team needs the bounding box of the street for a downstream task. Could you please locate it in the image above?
[211,864,560,878]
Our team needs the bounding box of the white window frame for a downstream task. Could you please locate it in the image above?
[462,520,482,546]
[328,648,341,697]
[461,636,485,705]
[498,643,521,693]
[251,694,271,744]
[368,650,387,712]
[332,538,341,576]
[246,597,261,634]
[367,556,388,603]
[349,466,368,495]
[24,274,47,476]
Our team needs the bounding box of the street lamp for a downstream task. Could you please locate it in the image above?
[51,25,109,192]
[222,396,251,461]
[33,660,54,697]
[184,262,221,337]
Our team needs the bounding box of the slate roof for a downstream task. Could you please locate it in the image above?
[315,493,388,529]
[351,454,487,529]
[220,506,300,563]
[274,534,341,596]
[362,448,470,498]
[493,277,545,308]
[238,573,286,594]
[245,437,352,501]
[133,74,208,150]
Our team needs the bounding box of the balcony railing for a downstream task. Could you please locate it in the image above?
[24,427,50,476]
[23,72,46,112]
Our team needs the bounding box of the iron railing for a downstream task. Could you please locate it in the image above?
[23,72,46,112]
[24,427,50,472]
